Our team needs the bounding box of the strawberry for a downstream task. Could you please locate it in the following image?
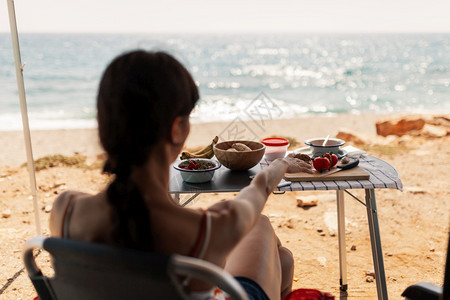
[313,156,330,172]
[188,161,199,170]
[324,153,338,168]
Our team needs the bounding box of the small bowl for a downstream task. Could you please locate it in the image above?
[214,140,265,171]
[173,158,221,183]
[304,138,346,157]
[261,137,289,161]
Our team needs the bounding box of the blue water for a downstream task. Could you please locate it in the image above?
[0,33,449,130]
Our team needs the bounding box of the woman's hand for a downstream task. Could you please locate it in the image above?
[282,156,314,174]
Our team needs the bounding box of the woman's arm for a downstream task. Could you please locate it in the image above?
[206,158,290,248]
[233,158,289,223]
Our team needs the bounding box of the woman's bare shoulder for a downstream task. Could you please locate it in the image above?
[49,190,90,237]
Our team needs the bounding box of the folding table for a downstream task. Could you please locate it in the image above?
[170,155,403,300]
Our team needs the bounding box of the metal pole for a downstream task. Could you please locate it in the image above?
[365,189,388,299]
[7,0,41,235]
[337,189,348,291]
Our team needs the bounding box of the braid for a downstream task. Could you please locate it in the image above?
[106,159,153,250]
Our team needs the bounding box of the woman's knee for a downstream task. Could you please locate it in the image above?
[279,246,294,296]
[279,246,294,270]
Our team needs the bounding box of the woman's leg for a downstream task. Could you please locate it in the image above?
[224,215,293,300]
[279,246,294,298]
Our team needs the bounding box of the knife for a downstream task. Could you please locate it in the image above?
[319,157,359,177]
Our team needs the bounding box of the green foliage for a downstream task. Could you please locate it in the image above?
[22,154,89,171]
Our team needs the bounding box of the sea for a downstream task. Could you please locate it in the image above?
[0,33,449,131]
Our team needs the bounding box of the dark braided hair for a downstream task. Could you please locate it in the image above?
[97,50,199,250]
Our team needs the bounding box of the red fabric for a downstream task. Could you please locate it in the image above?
[283,288,334,300]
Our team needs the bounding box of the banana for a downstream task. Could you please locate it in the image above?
[180,136,218,160]
[193,136,219,155]
[180,148,214,159]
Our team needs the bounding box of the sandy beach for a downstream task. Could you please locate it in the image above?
[1,113,449,299]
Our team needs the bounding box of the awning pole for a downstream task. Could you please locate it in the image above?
[7,0,41,235]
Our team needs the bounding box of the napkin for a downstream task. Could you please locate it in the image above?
[342,145,367,158]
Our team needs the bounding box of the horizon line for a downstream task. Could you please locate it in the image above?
[1,30,449,35]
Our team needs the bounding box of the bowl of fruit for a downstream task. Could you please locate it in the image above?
[173,158,221,183]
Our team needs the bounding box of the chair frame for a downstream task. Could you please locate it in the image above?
[401,232,449,300]
[24,236,248,300]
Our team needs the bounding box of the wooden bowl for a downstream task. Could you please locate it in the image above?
[213,140,265,171]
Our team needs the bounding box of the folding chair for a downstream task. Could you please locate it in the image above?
[401,232,449,300]
[23,236,248,300]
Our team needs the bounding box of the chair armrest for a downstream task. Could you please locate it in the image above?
[23,236,46,276]
[171,255,249,300]
[401,282,443,300]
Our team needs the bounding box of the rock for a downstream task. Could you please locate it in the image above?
[376,117,425,137]
[317,228,323,233]
[404,186,427,194]
[422,124,448,138]
[329,231,336,237]
[377,135,399,146]
[351,245,357,251]
[282,219,295,229]
[2,209,11,218]
[336,130,366,146]
[44,204,52,213]
[397,134,415,145]
[317,256,327,267]
[296,197,318,207]
[365,276,374,283]
[365,270,375,278]
[428,115,450,128]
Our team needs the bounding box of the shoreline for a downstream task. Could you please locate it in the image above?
[0,112,436,167]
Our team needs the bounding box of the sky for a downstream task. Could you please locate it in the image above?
[1,0,450,34]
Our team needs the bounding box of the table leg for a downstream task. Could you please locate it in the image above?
[365,189,388,300]
[171,193,200,206]
[181,193,200,207]
[337,190,348,291]
[173,193,180,204]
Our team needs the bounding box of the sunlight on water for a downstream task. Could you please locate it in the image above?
[0,33,449,130]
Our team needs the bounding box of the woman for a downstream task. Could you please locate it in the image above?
[50,50,294,300]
